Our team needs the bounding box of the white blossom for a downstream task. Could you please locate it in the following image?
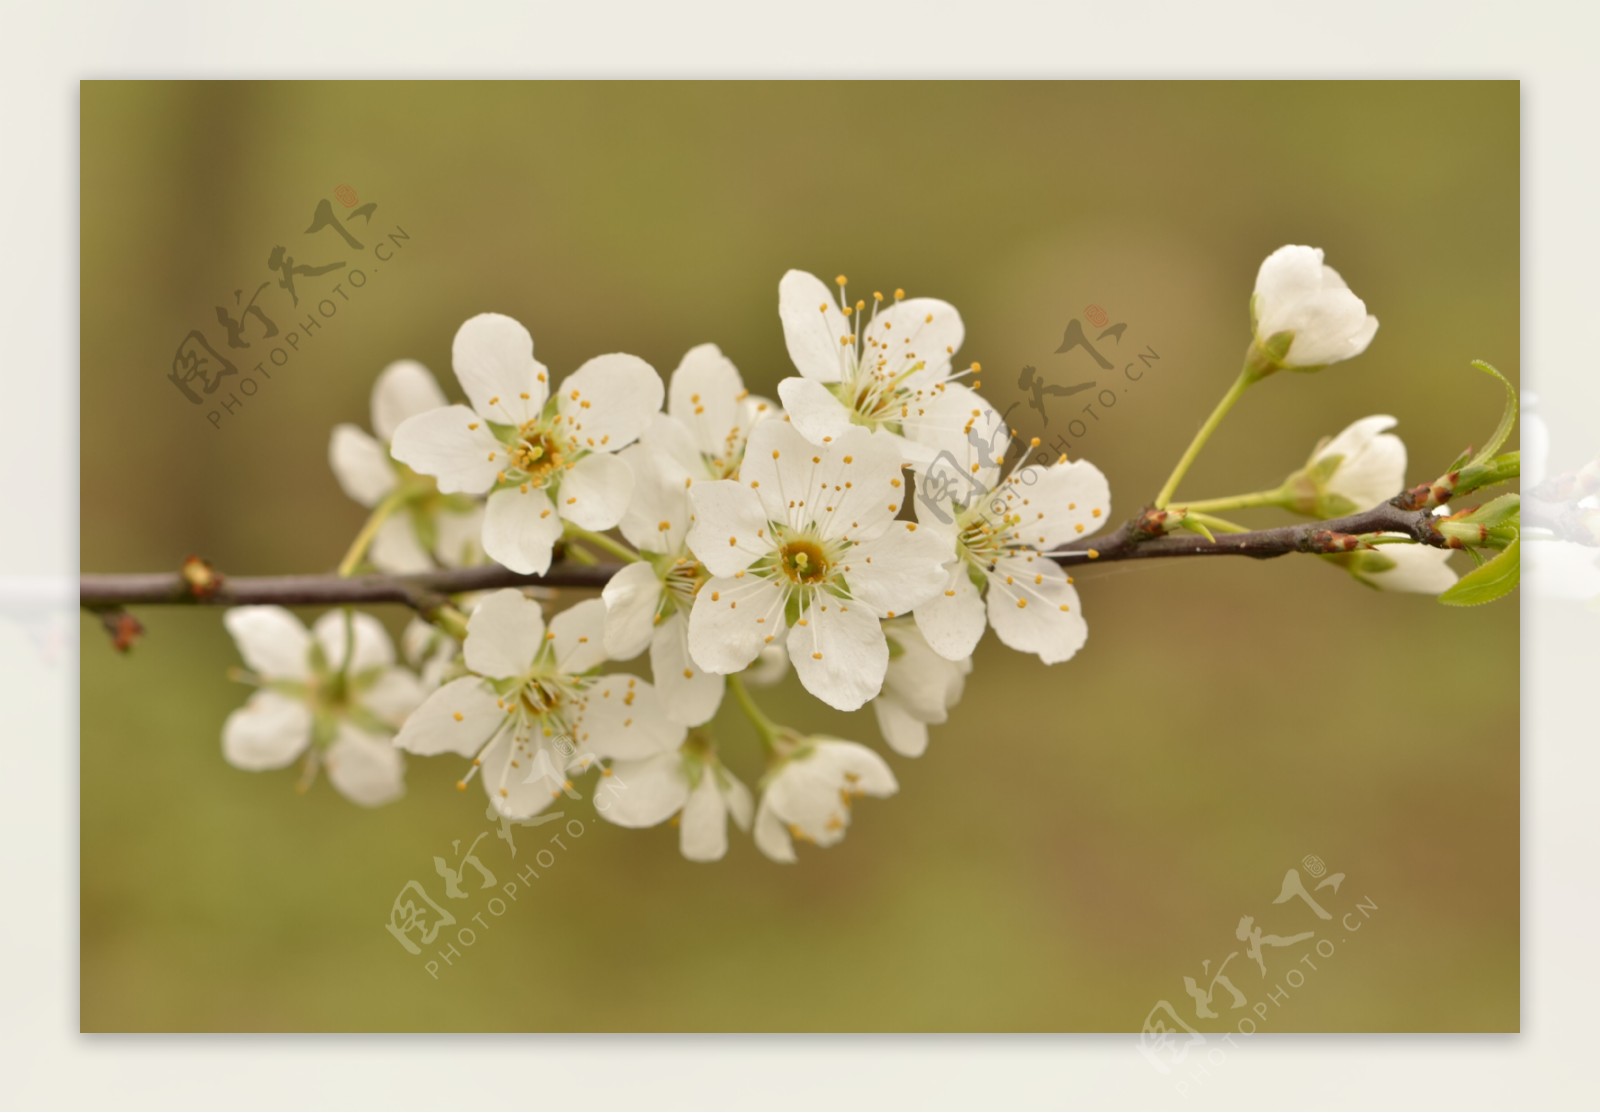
[401,615,461,690]
[1340,543,1460,594]
[393,589,683,820]
[1334,507,1458,595]
[873,618,971,758]
[390,313,662,576]
[222,607,426,806]
[593,740,754,862]
[601,344,776,726]
[909,392,1110,664]
[1252,245,1379,369]
[753,738,898,862]
[775,270,990,466]
[684,420,952,711]
[1293,414,1408,516]
[328,360,486,572]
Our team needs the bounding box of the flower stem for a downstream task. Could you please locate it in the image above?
[1154,366,1257,509]
[726,675,781,753]
[337,490,408,578]
[433,604,471,641]
[563,525,642,565]
[1185,511,1251,535]
[1174,485,1291,515]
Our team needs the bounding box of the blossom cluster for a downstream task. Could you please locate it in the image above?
[217,248,1461,861]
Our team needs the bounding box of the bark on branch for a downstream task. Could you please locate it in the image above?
[79,502,1448,613]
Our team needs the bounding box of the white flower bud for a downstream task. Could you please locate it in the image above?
[1252,245,1379,371]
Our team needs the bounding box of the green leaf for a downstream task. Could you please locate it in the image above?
[1439,532,1520,607]
[1468,360,1518,467]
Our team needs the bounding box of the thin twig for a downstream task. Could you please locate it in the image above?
[78,502,1448,613]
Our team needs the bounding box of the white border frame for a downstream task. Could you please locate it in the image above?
[7,2,1593,1108]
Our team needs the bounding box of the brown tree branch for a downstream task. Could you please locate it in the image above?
[78,502,1449,614]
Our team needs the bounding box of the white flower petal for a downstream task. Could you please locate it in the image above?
[763,738,897,850]
[744,642,791,687]
[1254,245,1378,367]
[1316,415,1406,510]
[371,359,449,442]
[738,420,905,542]
[369,513,434,574]
[574,675,685,761]
[753,797,797,863]
[433,504,486,568]
[778,269,851,383]
[617,440,694,554]
[224,606,311,682]
[913,565,986,662]
[394,677,507,758]
[860,296,964,388]
[669,343,747,461]
[679,771,740,862]
[650,611,724,727]
[452,313,548,425]
[479,734,565,820]
[787,598,889,712]
[593,750,690,828]
[1002,458,1113,552]
[843,520,954,616]
[329,424,396,508]
[721,770,754,832]
[985,556,1086,664]
[882,620,968,722]
[601,561,663,660]
[550,597,609,675]
[390,405,504,495]
[312,610,395,675]
[1357,543,1460,594]
[820,739,899,797]
[324,724,405,807]
[873,698,929,758]
[558,450,635,531]
[464,588,546,679]
[360,667,429,726]
[402,616,451,672]
[638,411,706,477]
[222,690,312,771]
[778,376,855,448]
[687,572,787,674]
[900,382,1007,493]
[482,485,562,575]
[558,353,664,451]
[686,479,772,576]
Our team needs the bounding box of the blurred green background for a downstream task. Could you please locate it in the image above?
[80,81,1518,1032]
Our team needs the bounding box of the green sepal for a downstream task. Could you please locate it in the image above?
[1452,452,1521,500]
[1462,493,1521,530]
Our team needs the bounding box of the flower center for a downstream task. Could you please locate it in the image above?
[779,539,831,584]
[956,501,1022,571]
[505,420,571,487]
[663,558,708,610]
